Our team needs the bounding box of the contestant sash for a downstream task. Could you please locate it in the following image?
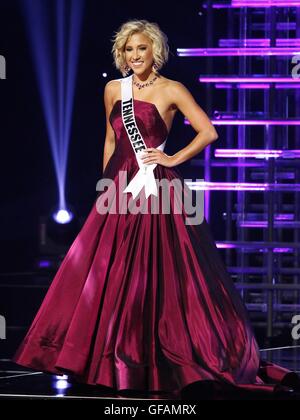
[119,74,167,199]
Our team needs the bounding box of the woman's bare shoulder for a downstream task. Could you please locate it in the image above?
[157,76,173,87]
[164,78,189,94]
[104,79,122,104]
[105,79,121,87]
[104,79,121,93]
[159,77,188,108]
[159,77,188,98]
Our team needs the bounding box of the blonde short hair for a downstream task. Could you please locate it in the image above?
[111,19,169,77]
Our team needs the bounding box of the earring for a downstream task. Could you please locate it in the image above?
[152,62,158,72]
[124,65,131,75]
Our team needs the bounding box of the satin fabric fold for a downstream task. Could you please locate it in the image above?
[12,97,299,395]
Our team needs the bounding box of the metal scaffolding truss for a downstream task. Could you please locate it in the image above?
[178,1,300,339]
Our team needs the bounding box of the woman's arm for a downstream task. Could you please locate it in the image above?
[141,81,218,168]
[170,81,218,166]
[102,81,116,173]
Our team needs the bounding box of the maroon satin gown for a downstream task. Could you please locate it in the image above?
[12,99,296,394]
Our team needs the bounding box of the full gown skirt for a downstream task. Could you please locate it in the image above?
[13,99,298,395]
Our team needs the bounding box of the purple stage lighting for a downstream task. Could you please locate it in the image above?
[210,1,300,7]
[177,48,300,56]
[232,0,300,7]
[185,119,300,126]
[186,181,300,191]
[200,75,300,89]
[21,0,84,224]
[38,260,51,269]
[216,243,293,253]
[215,83,300,89]
[214,149,300,158]
[238,221,300,228]
[199,76,300,83]
[219,38,300,47]
[215,83,272,89]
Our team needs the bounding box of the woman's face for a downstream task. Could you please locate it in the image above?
[124,32,154,74]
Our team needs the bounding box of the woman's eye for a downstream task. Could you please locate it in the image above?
[126,48,146,51]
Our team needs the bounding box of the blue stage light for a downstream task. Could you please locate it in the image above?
[21,0,84,226]
[53,209,74,225]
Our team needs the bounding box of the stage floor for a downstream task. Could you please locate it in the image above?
[0,346,300,400]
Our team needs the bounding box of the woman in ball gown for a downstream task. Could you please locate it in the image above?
[12,19,299,399]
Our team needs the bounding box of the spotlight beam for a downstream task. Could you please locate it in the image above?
[22,0,84,218]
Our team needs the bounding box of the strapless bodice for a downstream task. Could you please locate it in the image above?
[109,99,169,158]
